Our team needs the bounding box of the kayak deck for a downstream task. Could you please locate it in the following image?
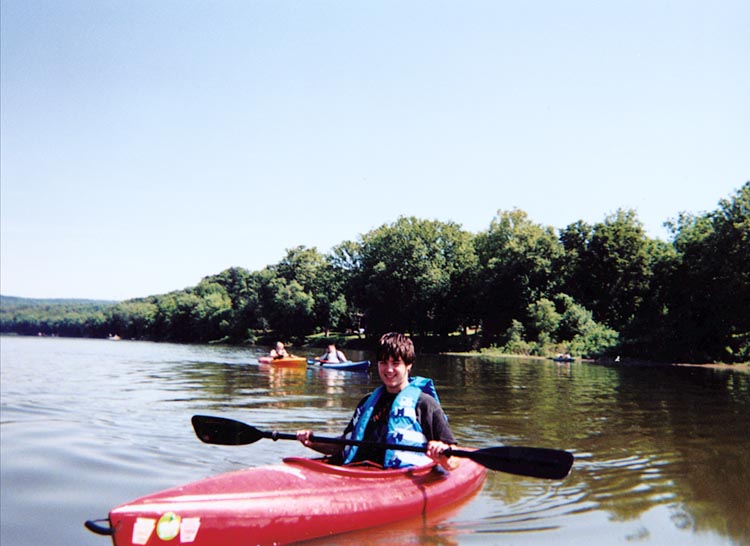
[104,456,486,545]
[257,356,307,366]
[307,359,371,371]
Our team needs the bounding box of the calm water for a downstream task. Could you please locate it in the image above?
[1,336,748,546]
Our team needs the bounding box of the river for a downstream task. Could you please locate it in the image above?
[1,335,748,545]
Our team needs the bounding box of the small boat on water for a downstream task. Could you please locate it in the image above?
[85,456,486,545]
[86,415,573,545]
[257,356,307,366]
[307,358,371,372]
[551,354,575,362]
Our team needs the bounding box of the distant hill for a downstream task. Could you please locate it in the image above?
[0,295,119,308]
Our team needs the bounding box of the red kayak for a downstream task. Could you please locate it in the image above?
[87,456,486,545]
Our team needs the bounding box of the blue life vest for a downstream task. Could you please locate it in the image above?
[342,376,444,468]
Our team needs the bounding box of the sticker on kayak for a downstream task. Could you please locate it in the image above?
[132,517,155,545]
[129,514,200,544]
[157,512,181,541]
[180,517,201,543]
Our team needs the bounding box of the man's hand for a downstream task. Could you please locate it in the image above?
[426,440,459,470]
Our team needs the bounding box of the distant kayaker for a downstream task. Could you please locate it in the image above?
[315,344,347,363]
[297,332,458,471]
[270,341,289,360]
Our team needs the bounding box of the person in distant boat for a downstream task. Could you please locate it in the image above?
[297,332,457,471]
[315,344,347,363]
[270,341,289,360]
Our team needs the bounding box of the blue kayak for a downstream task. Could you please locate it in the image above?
[307,359,371,372]
[551,355,575,362]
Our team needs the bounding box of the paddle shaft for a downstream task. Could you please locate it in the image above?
[263,428,461,456]
[267,430,569,477]
[192,415,574,479]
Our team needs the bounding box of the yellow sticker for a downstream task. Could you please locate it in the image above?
[156,512,181,541]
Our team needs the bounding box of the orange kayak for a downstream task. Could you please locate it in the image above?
[257,356,307,366]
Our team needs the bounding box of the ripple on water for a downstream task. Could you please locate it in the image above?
[454,470,593,538]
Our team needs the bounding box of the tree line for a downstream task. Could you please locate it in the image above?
[2,183,748,364]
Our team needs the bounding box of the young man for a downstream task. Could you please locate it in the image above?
[297,332,457,470]
[316,343,347,363]
[269,341,289,359]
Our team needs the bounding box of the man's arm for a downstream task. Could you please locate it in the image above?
[418,394,458,470]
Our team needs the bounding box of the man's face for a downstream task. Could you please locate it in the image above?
[378,356,412,393]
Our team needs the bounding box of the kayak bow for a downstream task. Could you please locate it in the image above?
[85,415,574,544]
[86,456,486,545]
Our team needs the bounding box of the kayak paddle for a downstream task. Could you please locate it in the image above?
[191,415,574,480]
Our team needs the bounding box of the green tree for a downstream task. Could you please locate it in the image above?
[553,293,619,357]
[265,277,315,340]
[261,246,334,339]
[664,182,750,362]
[192,281,233,342]
[526,298,561,342]
[330,240,366,335]
[500,293,618,358]
[201,267,266,342]
[354,217,478,337]
[474,209,563,341]
[560,209,656,336]
[106,300,157,339]
[315,255,349,336]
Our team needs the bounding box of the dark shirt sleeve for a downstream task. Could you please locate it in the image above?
[416,393,456,444]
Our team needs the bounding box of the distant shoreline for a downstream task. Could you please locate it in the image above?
[444,351,749,372]
[669,362,749,371]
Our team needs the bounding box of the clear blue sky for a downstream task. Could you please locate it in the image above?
[2,1,748,301]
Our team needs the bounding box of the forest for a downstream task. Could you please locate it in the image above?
[1,183,748,364]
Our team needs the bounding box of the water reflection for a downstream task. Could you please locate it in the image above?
[1,337,748,546]
[421,354,750,544]
[309,367,353,407]
[187,350,750,544]
[259,362,308,406]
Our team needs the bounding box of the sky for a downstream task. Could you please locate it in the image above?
[1,1,748,302]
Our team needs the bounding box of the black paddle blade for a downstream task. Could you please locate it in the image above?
[191,415,265,445]
[457,446,574,480]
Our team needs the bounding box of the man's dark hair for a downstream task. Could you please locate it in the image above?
[377,332,415,365]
